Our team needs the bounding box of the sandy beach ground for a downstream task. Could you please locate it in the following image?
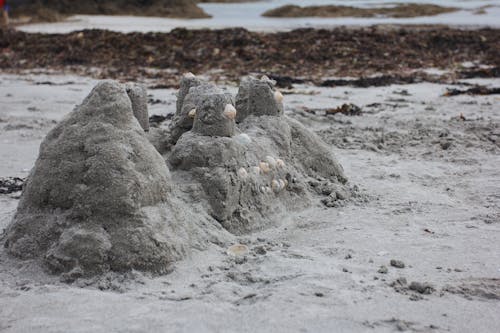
[0,72,499,332]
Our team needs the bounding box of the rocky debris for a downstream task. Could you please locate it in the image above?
[1,28,499,87]
[444,85,500,96]
[262,4,458,18]
[326,104,362,116]
[390,259,405,268]
[3,75,349,279]
[409,281,435,294]
[10,0,210,23]
[380,318,418,332]
[149,114,172,127]
[378,265,388,274]
[443,278,500,300]
[390,277,437,300]
[390,277,408,289]
[0,177,24,194]
[267,74,305,89]
[306,104,361,116]
[320,75,424,88]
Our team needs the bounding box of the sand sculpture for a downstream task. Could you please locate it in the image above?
[3,74,349,279]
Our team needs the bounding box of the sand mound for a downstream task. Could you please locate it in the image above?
[3,75,349,279]
[3,81,218,280]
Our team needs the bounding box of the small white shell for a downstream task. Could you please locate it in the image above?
[265,186,272,194]
[261,75,270,81]
[184,72,196,79]
[276,158,285,168]
[283,179,289,187]
[259,162,270,174]
[252,166,261,175]
[265,156,277,168]
[234,133,252,145]
[227,244,249,257]
[271,179,280,193]
[279,179,286,190]
[237,167,248,178]
[223,104,237,120]
[260,186,266,193]
[274,90,284,103]
[188,108,196,119]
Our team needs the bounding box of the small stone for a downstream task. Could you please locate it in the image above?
[390,259,405,268]
[253,245,267,255]
[409,281,434,294]
[395,277,407,286]
[378,265,388,274]
[440,141,452,150]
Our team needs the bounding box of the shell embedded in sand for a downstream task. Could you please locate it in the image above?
[259,162,271,174]
[265,186,272,194]
[276,158,285,168]
[184,72,196,79]
[227,244,249,257]
[235,133,252,145]
[271,179,280,193]
[272,179,287,193]
[188,108,196,119]
[252,166,261,176]
[274,90,284,103]
[223,104,237,120]
[237,167,248,178]
[265,156,277,168]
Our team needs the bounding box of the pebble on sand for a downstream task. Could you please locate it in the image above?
[378,265,388,274]
[390,259,405,268]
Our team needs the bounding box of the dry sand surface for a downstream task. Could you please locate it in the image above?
[0,73,499,332]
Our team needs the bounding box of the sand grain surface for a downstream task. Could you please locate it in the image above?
[0,73,499,332]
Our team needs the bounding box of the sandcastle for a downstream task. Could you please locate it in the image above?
[3,74,349,280]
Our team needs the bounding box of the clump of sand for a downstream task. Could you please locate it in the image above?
[3,75,349,279]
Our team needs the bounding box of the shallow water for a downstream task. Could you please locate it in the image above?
[17,0,500,33]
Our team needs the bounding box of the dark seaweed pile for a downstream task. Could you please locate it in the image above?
[0,26,499,87]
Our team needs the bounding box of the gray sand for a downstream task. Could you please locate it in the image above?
[0,73,499,332]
